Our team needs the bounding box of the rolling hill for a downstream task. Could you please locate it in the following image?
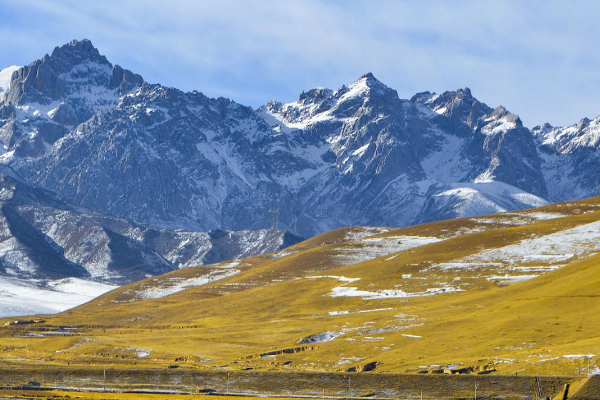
[2,195,600,381]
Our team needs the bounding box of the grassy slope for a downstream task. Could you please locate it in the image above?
[2,198,600,376]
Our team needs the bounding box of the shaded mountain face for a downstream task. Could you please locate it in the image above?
[532,117,600,202]
[0,164,299,285]
[0,40,597,238]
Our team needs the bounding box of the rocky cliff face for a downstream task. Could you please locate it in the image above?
[1,39,598,241]
[0,164,298,285]
[533,117,600,202]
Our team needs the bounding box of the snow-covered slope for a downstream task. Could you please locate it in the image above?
[0,66,21,102]
[416,181,549,223]
[533,117,600,202]
[0,276,116,317]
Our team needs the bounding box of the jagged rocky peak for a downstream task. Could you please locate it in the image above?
[534,114,600,153]
[532,122,554,135]
[412,87,492,129]
[262,72,400,126]
[335,72,397,100]
[50,39,110,68]
[576,117,591,130]
[357,72,387,88]
[484,105,523,127]
[298,87,333,105]
[4,39,143,105]
[261,87,334,125]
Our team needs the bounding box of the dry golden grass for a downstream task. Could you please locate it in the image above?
[2,197,600,378]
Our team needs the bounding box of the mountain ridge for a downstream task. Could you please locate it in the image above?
[1,39,599,238]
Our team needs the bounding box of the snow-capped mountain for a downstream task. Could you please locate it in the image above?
[533,117,600,202]
[0,39,598,240]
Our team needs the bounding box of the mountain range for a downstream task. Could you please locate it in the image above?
[3,39,598,239]
[1,39,600,314]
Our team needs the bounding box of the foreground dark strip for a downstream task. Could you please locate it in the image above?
[0,365,585,399]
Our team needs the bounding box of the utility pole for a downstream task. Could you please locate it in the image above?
[226,372,230,394]
[268,208,280,229]
[474,380,477,400]
[103,369,106,392]
[348,375,351,397]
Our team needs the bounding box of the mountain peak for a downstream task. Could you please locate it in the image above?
[68,38,94,48]
[356,72,386,88]
[456,87,472,98]
[577,117,591,130]
[298,87,333,104]
[486,105,523,128]
[360,72,376,80]
[49,39,109,66]
[411,87,491,129]
[339,72,396,101]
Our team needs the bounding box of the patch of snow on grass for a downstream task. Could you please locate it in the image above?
[337,235,442,265]
[135,269,240,300]
[463,220,600,266]
[509,266,562,273]
[308,275,360,283]
[310,275,463,300]
[212,260,241,269]
[329,311,350,316]
[563,354,595,359]
[298,331,341,344]
[486,274,539,284]
[344,228,391,241]
[271,249,299,259]
[329,308,391,316]
[357,308,393,313]
[520,212,565,220]
[433,262,501,271]
[136,349,151,358]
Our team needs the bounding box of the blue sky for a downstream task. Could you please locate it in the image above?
[0,0,599,127]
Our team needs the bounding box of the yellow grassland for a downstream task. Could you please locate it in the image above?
[2,197,600,378]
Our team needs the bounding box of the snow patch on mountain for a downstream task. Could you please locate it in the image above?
[0,65,20,100]
[420,181,549,222]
